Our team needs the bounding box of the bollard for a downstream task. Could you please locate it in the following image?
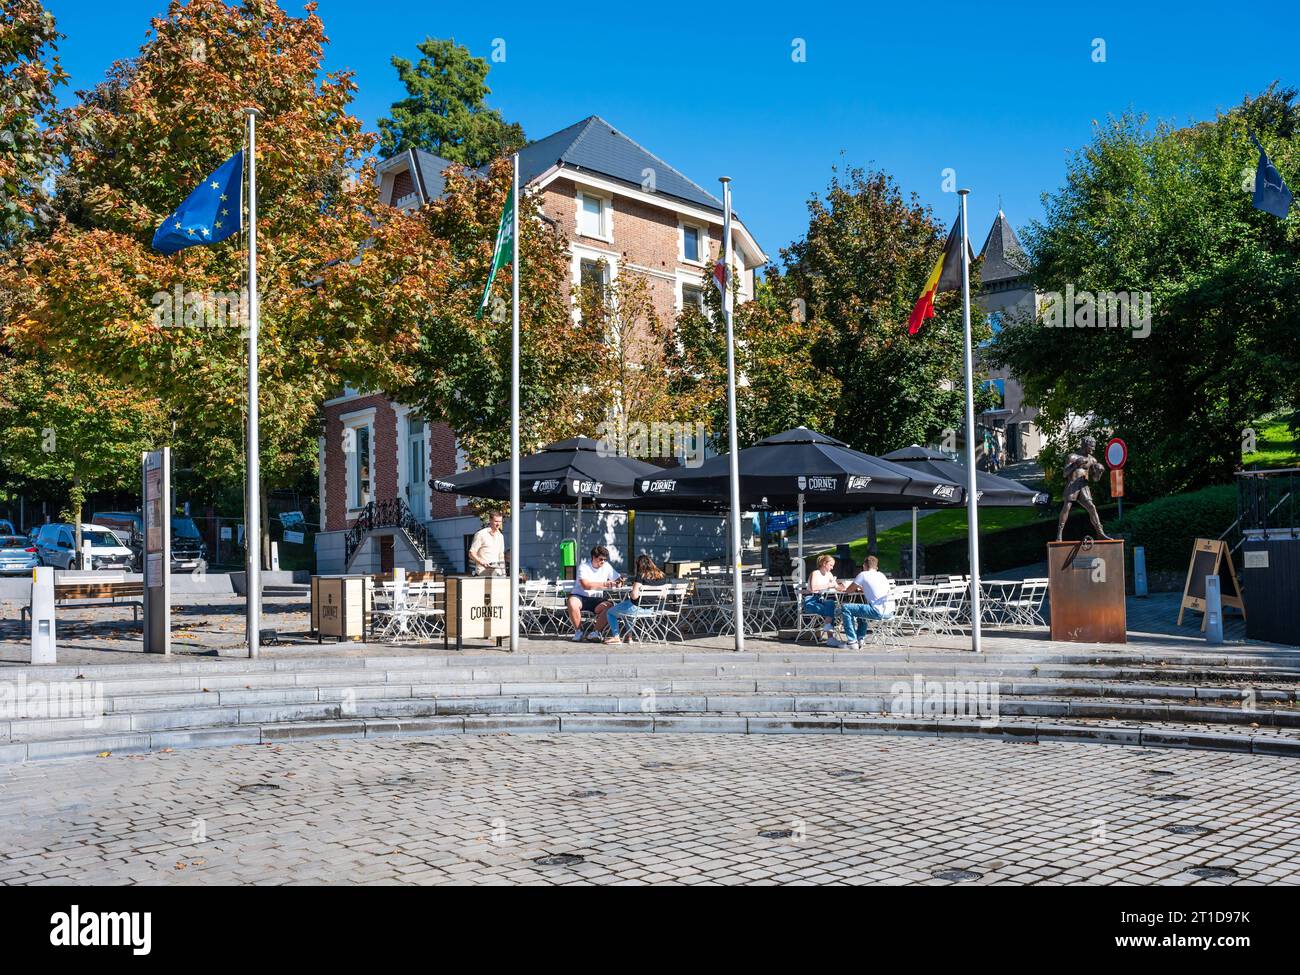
[81,540,93,571]
[1204,574,1224,644]
[270,541,280,571]
[30,566,56,664]
[1133,546,1148,597]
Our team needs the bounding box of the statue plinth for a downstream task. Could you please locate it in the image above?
[1047,539,1127,643]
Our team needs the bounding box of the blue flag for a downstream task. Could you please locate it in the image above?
[1250,134,1294,219]
[152,151,244,254]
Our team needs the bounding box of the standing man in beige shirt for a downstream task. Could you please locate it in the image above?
[468,512,507,575]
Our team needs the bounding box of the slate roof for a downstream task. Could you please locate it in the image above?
[978,210,1030,283]
[516,115,724,212]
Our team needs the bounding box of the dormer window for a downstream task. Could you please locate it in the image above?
[391,168,415,202]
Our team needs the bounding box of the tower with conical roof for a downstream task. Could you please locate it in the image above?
[975,210,1044,464]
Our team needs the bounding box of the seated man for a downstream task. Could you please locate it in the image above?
[566,545,623,642]
[803,554,843,646]
[840,555,896,650]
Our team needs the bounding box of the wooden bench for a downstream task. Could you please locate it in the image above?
[23,579,146,622]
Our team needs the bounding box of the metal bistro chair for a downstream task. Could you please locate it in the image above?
[1004,577,1049,627]
[915,583,967,637]
[647,581,693,643]
[745,579,786,636]
[614,583,669,644]
[796,586,839,644]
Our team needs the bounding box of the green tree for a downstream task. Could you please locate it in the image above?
[378,38,525,165]
[668,266,837,448]
[989,86,1300,498]
[0,356,166,554]
[781,165,992,454]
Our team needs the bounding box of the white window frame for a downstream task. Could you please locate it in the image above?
[341,406,376,514]
[679,221,707,265]
[575,188,613,243]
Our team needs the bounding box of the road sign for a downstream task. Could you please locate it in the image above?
[1105,437,1127,469]
[1110,468,1124,497]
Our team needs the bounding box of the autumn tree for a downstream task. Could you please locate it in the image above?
[378,37,525,165]
[0,0,65,247]
[782,166,992,454]
[1,0,428,563]
[390,159,604,469]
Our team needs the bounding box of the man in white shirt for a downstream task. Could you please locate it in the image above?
[567,545,622,641]
[468,512,507,575]
[841,555,895,650]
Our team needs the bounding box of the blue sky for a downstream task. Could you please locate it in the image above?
[45,0,1299,261]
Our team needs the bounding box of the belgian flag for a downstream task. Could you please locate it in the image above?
[906,215,967,335]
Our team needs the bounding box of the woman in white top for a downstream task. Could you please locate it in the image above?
[803,554,843,644]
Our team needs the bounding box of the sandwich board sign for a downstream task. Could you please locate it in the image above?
[142,448,171,654]
[1177,537,1245,632]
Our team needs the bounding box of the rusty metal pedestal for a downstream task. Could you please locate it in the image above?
[1047,539,1127,643]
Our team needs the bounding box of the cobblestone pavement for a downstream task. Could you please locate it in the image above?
[2,733,1297,885]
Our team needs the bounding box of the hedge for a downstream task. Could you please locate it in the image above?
[1105,485,1237,573]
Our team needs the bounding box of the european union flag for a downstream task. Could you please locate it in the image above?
[152,151,244,254]
[1250,133,1294,220]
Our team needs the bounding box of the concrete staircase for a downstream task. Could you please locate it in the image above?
[3,647,1299,763]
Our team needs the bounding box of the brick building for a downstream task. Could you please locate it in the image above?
[316,117,765,574]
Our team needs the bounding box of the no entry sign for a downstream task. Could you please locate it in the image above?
[1105,437,1127,469]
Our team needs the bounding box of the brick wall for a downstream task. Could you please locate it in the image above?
[321,394,399,532]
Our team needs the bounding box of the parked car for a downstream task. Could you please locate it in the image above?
[33,523,135,571]
[90,511,208,571]
[0,535,41,575]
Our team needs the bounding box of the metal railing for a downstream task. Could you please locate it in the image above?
[344,498,439,567]
[1235,468,1300,548]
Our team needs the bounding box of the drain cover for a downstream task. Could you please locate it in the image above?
[827,769,861,778]
[1166,825,1214,835]
[641,761,673,769]
[569,789,606,798]
[1186,865,1237,879]
[933,869,982,882]
[237,783,281,793]
[381,776,414,786]
[759,829,795,839]
[1149,794,1194,802]
[435,757,469,764]
[1146,770,1175,776]
[534,853,585,867]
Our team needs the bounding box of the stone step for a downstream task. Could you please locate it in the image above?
[4,710,1296,765]
[7,647,1300,683]
[86,675,1296,714]
[5,690,1298,747]
[15,659,1300,699]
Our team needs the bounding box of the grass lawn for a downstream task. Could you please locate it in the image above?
[1243,417,1299,468]
[823,507,1055,573]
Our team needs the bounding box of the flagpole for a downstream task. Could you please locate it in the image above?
[958,188,983,652]
[720,177,744,652]
[244,107,261,660]
[508,152,521,653]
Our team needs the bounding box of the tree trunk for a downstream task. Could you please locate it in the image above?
[260,481,271,570]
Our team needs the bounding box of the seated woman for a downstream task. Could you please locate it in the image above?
[605,554,666,645]
[803,553,845,646]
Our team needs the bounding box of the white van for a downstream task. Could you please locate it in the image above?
[34,523,136,571]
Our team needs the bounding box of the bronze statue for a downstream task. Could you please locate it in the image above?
[1056,435,1110,541]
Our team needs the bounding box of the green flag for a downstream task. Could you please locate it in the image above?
[477,186,515,318]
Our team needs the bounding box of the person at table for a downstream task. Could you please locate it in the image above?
[567,545,624,641]
[604,553,665,645]
[804,554,843,646]
[840,555,896,649]
[468,512,507,575]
